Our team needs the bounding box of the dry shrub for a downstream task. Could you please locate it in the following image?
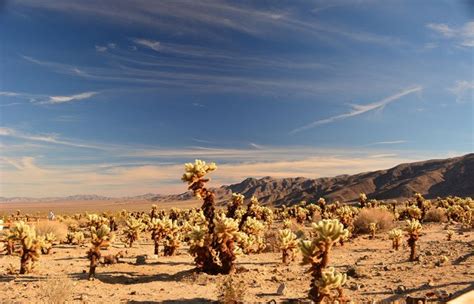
[424,207,448,222]
[354,208,394,233]
[34,221,68,242]
[60,218,79,229]
[39,276,74,304]
[216,276,246,304]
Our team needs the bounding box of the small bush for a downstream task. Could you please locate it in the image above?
[424,207,447,222]
[34,221,68,242]
[354,208,394,233]
[216,276,246,304]
[39,276,74,304]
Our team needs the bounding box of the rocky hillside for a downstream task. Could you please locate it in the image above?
[212,153,474,206]
[2,154,472,206]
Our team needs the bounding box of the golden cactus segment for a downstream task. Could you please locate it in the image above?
[311,219,349,245]
[317,267,347,295]
[278,228,298,264]
[405,219,422,234]
[214,214,239,243]
[181,159,217,183]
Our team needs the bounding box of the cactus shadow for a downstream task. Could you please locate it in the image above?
[0,275,16,283]
[79,268,198,284]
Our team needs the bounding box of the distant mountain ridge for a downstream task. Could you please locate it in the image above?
[1,153,473,206]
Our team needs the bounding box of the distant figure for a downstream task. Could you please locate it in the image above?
[48,210,55,221]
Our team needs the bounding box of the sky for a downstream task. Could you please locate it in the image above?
[0,0,473,197]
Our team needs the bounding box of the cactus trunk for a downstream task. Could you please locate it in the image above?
[309,250,330,302]
[19,251,29,274]
[408,236,417,261]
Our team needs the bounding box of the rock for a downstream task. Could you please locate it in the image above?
[130,291,137,295]
[276,283,286,295]
[383,265,391,271]
[347,266,367,278]
[135,255,147,265]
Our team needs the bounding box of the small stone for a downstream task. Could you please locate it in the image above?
[276,283,286,295]
[135,255,147,265]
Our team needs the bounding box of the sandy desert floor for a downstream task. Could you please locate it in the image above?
[0,222,473,304]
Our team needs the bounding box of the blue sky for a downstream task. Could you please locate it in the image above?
[0,0,473,197]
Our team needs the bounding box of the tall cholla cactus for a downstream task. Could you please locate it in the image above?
[317,267,347,301]
[278,228,298,264]
[124,218,146,248]
[388,228,403,250]
[88,224,114,280]
[299,219,349,302]
[182,160,238,274]
[8,221,42,274]
[405,219,422,261]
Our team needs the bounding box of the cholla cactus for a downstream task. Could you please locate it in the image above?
[88,224,114,280]
[299,219,349,302]
[405,219,422,261]
[38,232,56,254]
[87,214,109,230]
[163,220,182,256]
[149,217,171,255]
[213,214,242,273]
[278,228,298,264]
[359,193,368,208]
[8,221,42,274]
[227,193,245,219]
[317,267,347,302]
[369,222,377,239]
[388,228,403,250]
[240,217,266,253]
[407,205,422,220]
[124,218,146,248]
[446,229,454,241]
[182,160,238,274]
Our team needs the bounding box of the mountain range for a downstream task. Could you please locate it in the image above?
[1,153,472,206]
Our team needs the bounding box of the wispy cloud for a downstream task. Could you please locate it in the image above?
[427,21,474,48]
[0,89,99,105]
[12,0,403,48]
[364,140,407,146]
[290,86,423,133]
[47,92,98,104]
[448,80,474,102]
[0,127,103,149]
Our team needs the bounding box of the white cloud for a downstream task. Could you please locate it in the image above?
[48,91,98,104]
[290,86,422,133]
[427,21,474,48]
[449,80,474,102]
[0,127,103,149]
[95,45,108,52]
[0,89,99,105]
[364,140,407,146]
